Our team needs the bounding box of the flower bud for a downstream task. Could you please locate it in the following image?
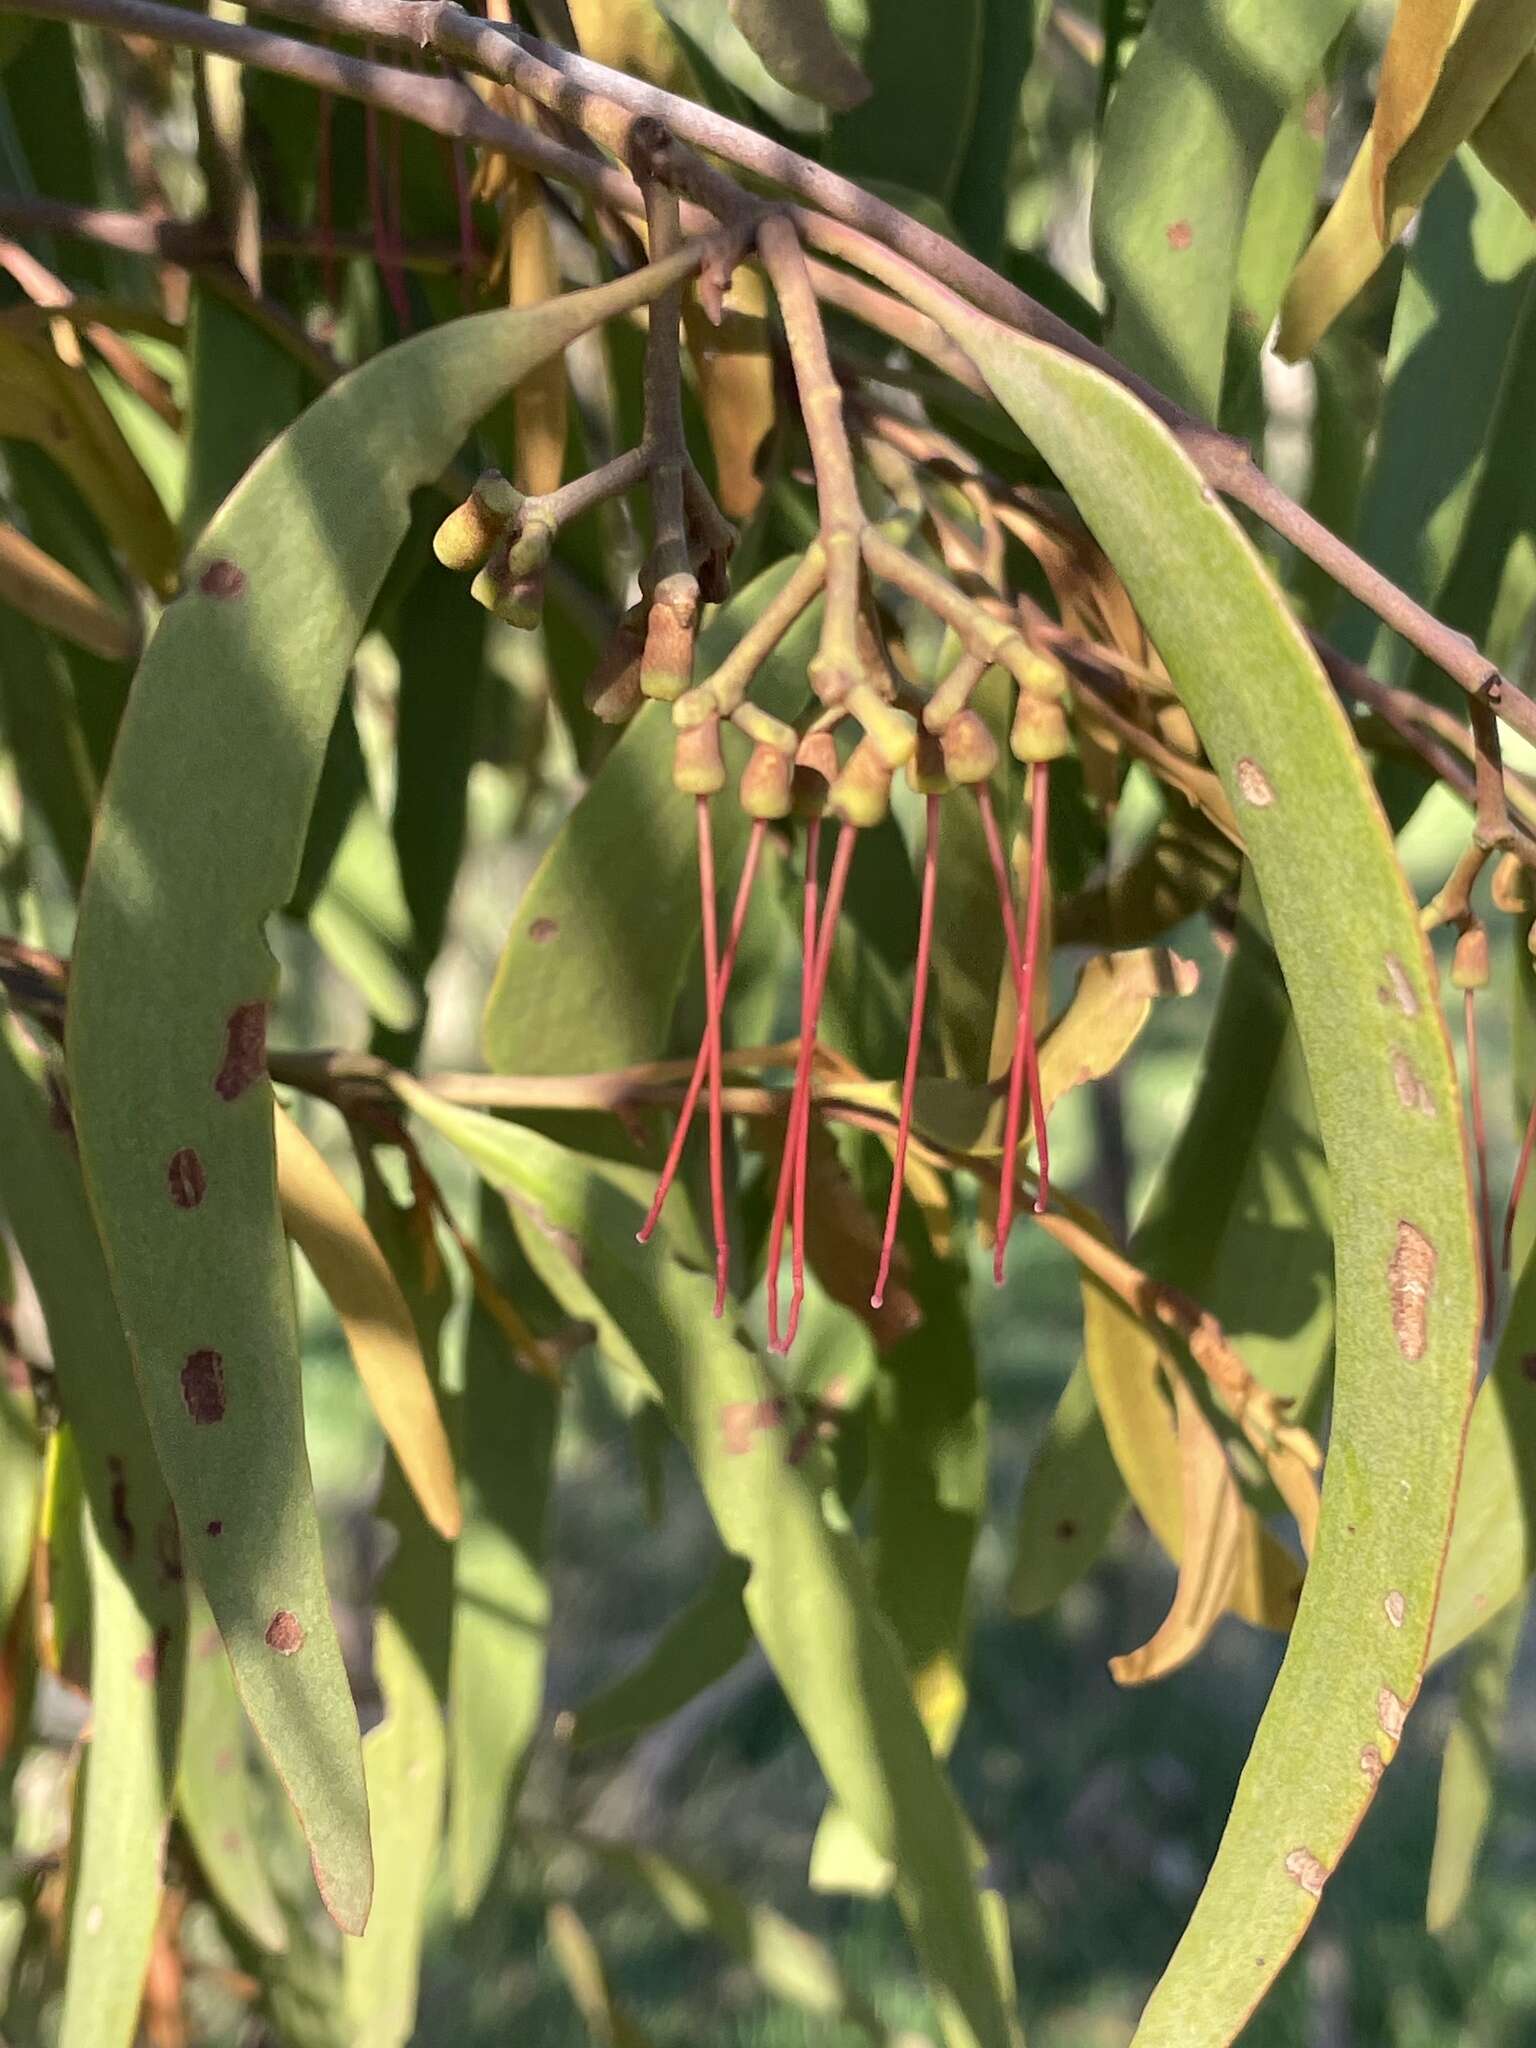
[940,708,999,785]
[1452,921,1490,991]
[791,730,840,816]
[740,741,793,818]
[433,470,523,572]
[1010,687,1070,763]
[641,575,699,703]
[829,736,893,827]
[672,683,719,731]
[672,718,726,796]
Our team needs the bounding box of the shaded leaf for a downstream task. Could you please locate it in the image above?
[1473,53,1536,214]
[827,0,984,208]
[569,1554,751,1750]
[182,280,308,544]
[727,0,870,112]
[1093,0,1355,416]
[390,1088,1019,2048]
[1427,1592,1524,1932]
[65,252,706,1933]
[274,1105,460,1541]
[545,1901,658,2048]
[950,0,1038,265]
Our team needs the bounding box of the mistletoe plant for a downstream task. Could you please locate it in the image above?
[0,1,1535,2044]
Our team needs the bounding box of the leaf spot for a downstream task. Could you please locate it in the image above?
[156,1509,183,1583]
[265,1609,304,1655]
[720,1397,786,1455]
[180,1348,226,1424]
[1234,757,1274,806]
[1284,1847,1326,1898]
[166,1146,208,1208]
[1166,219,1193,251]
[1384,1590,1406,1629]
[215,1002,268,1101]
[1377,1685,1408,1744]
[1360,1743,1385,1786]
[132,1625,171,1684]
[1388,1222,1435,1362]
[1390,1051,1436,1117]
[221,1829,243,1854]
[1055,1518,1078,1541]
[214,1748,235,1775]
[206,1518,223,1536]
[529,917,559,943]
[1377,954,1419,1017]
[198,558,247,600]
[107,1453,134,1560]
[1521,1353,1536,1382]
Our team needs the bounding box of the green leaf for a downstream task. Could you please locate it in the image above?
[177,1590,289,1956]
[65,250,705,1934]
[569,1553,751,1749]
[1426,1592,1524,1933]
[1473,52,1536,215]
[1093,0,1354,416]
[1007,1359,1124,1618]
[727,0,870,111]
[1279,0,1536,358]
[448,1192,559,1916]
[0,603,97,891]
[949,0,1038,265]
[915,274,1480,2042]
[828,0,984,209]
[182,281,310,546]
[390,1087,1019,2048]
[0,1023,185,2048]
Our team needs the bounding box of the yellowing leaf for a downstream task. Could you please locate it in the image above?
[506,171,567,498]
[728,0,871,111]
[1109,1374,1245,1686]
[683,272,775,520]
[565,0,699,93]
[1280,0,1536,357]
[0,520,139,662]
[1372,0,1472,237]
[274,1106,460,1542]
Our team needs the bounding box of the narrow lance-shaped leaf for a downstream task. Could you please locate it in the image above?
[728,0,870,112]
[274,1104,460,1541]
[391,1086,1020,2048]
[1371,0,1467,236]
[0,1022,186,2048]
[1472,53,1536,216]
[568,1553,752,1750]
[913,271,1479,2043]
[1426,1589,1524,1933]
[65,246,711,1935]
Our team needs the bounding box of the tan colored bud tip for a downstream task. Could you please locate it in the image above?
[1452,922,1491,990]
[848,682,917,772]
[584,619,646,724]
[741,741,793,818]
[792,730,840,815]
[906,726,950,795]
[1492,852,1533,914]
[673,683,719,731]
[1010,689,1070,763]
[829,737,893,828]
[433,470,522,571]
[940,709,999,785]
[673,719,726,796]
[641,579,699,703]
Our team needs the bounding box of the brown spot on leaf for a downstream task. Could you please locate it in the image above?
[1384,1590,1406,1629]
[1360,1744,1385,1786]
[180,1348,226,1424]
[719,1397,786,1455]
[156,1509,183,1584]
[1377,1685,1408,1743]
[221,1829,243,1854]
[1166,219,1193,251]
[215,1002,267,1101]
[265,1610,304,1656]
[1377,954,1419,1017]
[132,1626,171,1684]
[529,917,559,943]
[1284,1847,1326,1898]
[1390,1051,1436,1117]
[1522,1353,1536,1383]
[206,1519,223,1537]
[107,1454,134,1560]
[196,1626,222,1661]
[1055,1518,1078,1541]
[166,1146,207,1208]
[46,1074,76,1148]
[214,1749,235,1776]
[198,558,247,600]
[1388,1222,1435,1362]
[1234,757,1274,806]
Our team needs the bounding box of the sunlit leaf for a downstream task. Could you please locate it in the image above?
[66,252,706,1933]
[913,274,1479,2040]
[1372,0,1468,237]
[1006,1360,1123,1618]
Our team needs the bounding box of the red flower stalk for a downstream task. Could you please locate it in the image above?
[767,820,857,1354]
[636,817,767,1259]
[1465,987,1494,1339]
[1507,1092,1536,1272]
[695,797,730,1314]
[977,773,1051,1283]
[873,793,940,1311]
[315,91,337,306]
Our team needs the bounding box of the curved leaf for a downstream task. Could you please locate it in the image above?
[1006,1360,1123,1618]
[274,1105,460,1541]
[569,1553,751,1750]
[917,278,1479,2042]
[1372,0,1465,234]
[65,250,705,1933]
[1093,0,1353,416]
[1473,53,1536,214]
[827,0,984,208]
[727,0,870,112]
[390,1085,1019,2048]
